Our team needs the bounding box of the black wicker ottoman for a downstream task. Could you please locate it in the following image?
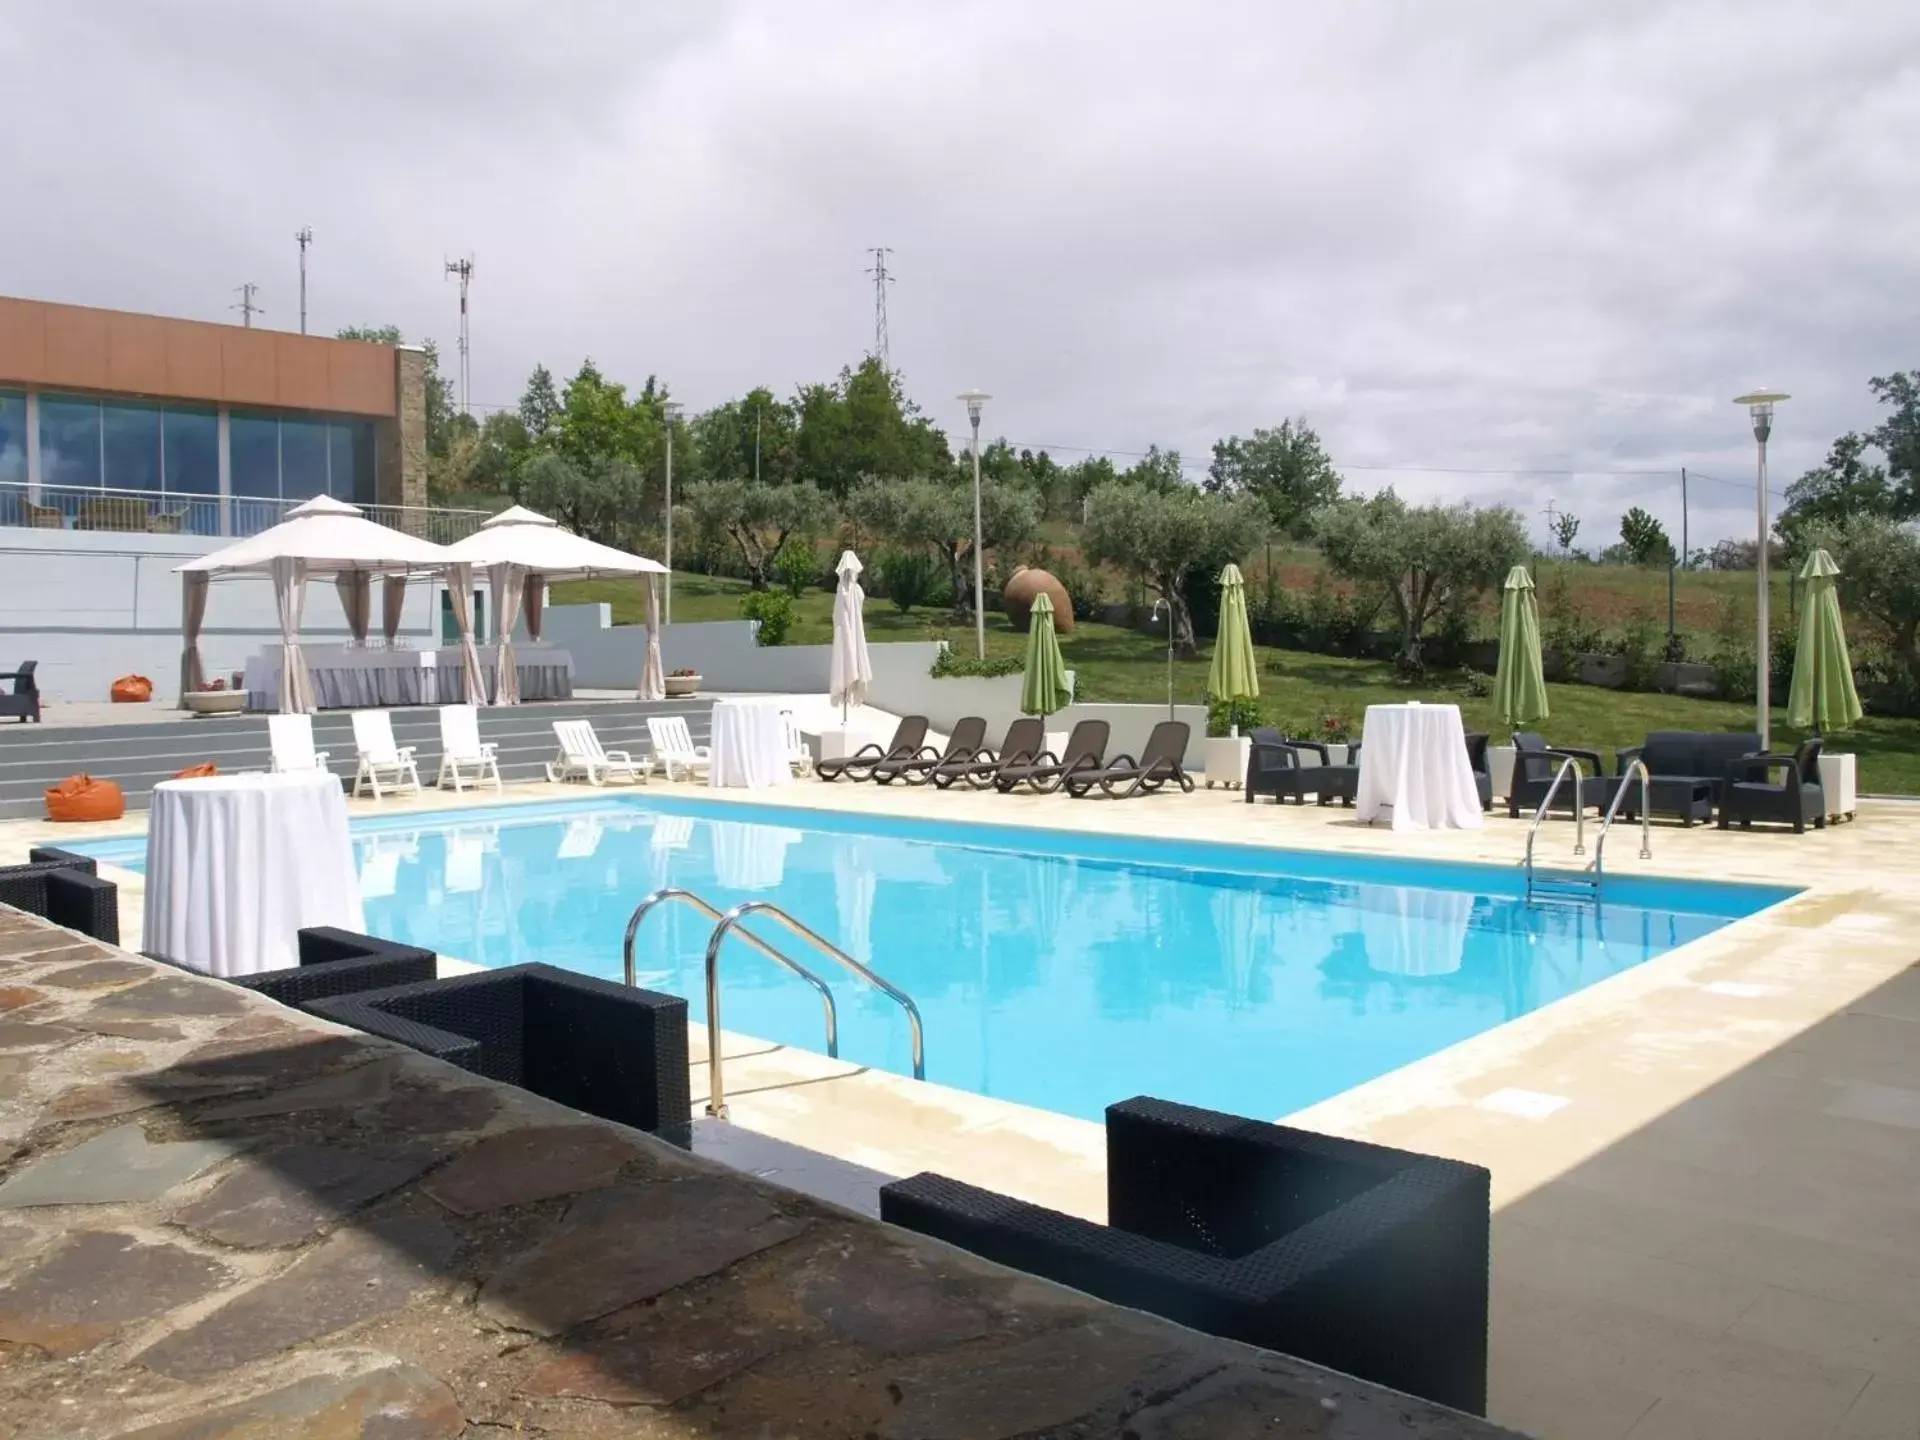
[880,1096,1491,1415]
[0,852,120,944]
[309,963,692,1142]
[227,927,439,1007]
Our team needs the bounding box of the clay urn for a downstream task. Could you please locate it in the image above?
[1002,567,1075,633]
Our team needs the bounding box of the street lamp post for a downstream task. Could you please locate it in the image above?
[958,389,992,660]
[662,401,682,624]
[1734,390,1788,751]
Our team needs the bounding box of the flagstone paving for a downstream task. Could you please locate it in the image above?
[0,909,1520,1440]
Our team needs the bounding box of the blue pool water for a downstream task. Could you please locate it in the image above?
[81,799,1792,1123]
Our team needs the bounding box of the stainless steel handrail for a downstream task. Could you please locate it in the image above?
[623,888,840,1062]
[1594,759,1653,879]
[705,899,926,1119]
[1523,755,1587,881]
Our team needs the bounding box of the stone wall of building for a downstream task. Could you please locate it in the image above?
[377,345,430,513]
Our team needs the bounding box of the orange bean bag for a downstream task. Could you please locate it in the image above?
[111,675,153,704]
[172,763,218,779]
[46,775,126,823]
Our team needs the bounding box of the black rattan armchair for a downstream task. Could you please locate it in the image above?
[1464,731,1493,812]
[0,661,40,723]
[1244,730,1357,806]
[0,851,118,943]
[227,926,439,1007]
[309,963,691,1142]
[1506,731,1610,819]
[1718,736,1826,833]
[881,1095,1491,1415]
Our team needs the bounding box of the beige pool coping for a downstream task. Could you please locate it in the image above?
[7,775,1918,1439]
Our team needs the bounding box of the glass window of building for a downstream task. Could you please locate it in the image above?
[162,407,218,496]
[0,391,24,487]
[329,419,378,505]
[229,413,279,499]
[102,401,163,492]
[280,417,329,501]
[39,396,102,489]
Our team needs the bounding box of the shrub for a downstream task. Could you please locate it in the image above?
[1299,574,1379,657]
[1617,610,1662,692]
[1207,696,1264,737]
[1056,560,1106,626]
[876,549,941,613]
[773,541,818,599]
[929,645,1024,679]
[1460,668,1492,699]
[1541,568,1604,657]
[740,589,795,646]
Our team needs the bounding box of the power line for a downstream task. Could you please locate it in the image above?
[866,247,893,371]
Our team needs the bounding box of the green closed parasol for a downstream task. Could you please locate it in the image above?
[1787,548,1862,733]
[1494,565,1549,730]
[1020,591,1071,716]
[1208,562,1260,718]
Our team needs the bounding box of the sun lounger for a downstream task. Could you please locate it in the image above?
[268,713,331,774]
[882,716,989,786]
[546,719,647,786]
[816,715,930,782]
[646,715,711,781]
[993,718,1109,794]
[938,716,1046,790]
[781,711,813,777]
[1066,720,1195,799]
[434,704,502,792]
[350,710,423,799]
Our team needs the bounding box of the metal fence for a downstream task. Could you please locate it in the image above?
[0,483,490,545]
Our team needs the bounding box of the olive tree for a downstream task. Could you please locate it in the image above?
[1078,482,1270,658]
[846,477,1040,620]
[1804,515,1920,685]
[1312,491,1529,672]
[680,479,831,589]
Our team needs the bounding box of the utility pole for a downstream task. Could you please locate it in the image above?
[232,283,262,328]
[443,256,475,416]
[295,228,313,334]
[866,247,893,371]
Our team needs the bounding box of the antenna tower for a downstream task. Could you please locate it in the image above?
[232,283,263,328]
[866,246,893,371]
[295,228,313,334]
[444,255,475,416]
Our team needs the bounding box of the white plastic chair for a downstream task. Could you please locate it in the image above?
[781,710,813,777]
[545,719,647,786]
[268,713,330,774]
[434,704,502,792]
[350,709,423,799]
[646,715,712,781]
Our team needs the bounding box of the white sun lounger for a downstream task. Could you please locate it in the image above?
[434,704,502,792]
[268,713,330,774]
[350,709,423,799]
[781,710,813,777]
[545,719,647,786]
[646,715,711,781]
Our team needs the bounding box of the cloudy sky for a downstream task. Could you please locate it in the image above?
[5,1,1918,545]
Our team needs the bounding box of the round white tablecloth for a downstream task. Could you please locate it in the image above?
[143,770,364,977]
[708,698,794,789]
[1354,702,1485,832]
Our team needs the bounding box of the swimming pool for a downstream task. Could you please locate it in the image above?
[81,797,1793,1123]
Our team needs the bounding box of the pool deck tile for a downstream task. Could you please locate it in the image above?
[7,773,1920,1440]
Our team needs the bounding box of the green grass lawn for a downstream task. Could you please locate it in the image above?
[555,572,1920,794]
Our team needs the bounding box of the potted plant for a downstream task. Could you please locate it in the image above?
[1204,697,1261,789]
[183,677,246,717]
[664,666,702,698]
[1317,713,1353,767]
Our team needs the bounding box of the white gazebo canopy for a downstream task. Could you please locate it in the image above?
[442,505,668,704]
[441,504,667,579]
[176,494,454,575]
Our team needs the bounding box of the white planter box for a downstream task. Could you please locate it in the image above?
[816,726,870,763]
[1204,735,1251,789]
[1489,745,1517,802]
[1818,751,1857,821]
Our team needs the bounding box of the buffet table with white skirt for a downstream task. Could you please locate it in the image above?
[143,770,364,977]
[709,697,795,789]
[244,644,573,709]
[1354,702,1485,832]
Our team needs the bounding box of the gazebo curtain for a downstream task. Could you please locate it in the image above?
[444,562,487,706]
[639,574,666,701]
[178,572,209,706]
[335,572,372,646]
[270,555,316,714]
[524,575,545,643]
[489,562,524,706]
[381,576,408,646]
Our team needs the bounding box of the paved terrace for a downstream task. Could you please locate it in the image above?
[7,775,1920,1439]
[0,909,1519,1439]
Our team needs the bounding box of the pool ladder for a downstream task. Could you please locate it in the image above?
[1523,759,1651,906]
[622,887,926,1120]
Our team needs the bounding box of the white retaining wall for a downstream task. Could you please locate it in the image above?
[0,527,438,704]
